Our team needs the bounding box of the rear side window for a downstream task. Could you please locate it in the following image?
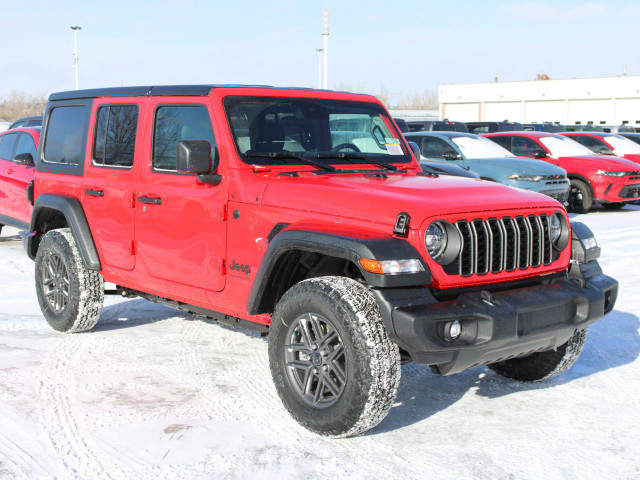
[153,105,215,171]
[511,137,541,156]
[489,136,511,150]
[26,118,42,127]
[93,105,139,168]
[15,133,37,160]
[43,106,87,165]
[0,133,18,160]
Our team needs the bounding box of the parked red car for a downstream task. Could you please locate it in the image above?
[0,127,38,233]
[484,131,640,212]
[560,132,640,164]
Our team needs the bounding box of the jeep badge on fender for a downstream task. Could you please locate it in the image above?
[24,84,618,438]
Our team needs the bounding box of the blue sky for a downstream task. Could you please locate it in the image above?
[3,0,639,101]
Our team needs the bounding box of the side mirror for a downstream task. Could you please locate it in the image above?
[176,140,212,174]
[14,152,35,166]
[596,146,614,155]
[176,140,222,185]
[407,141,421,159]
[442,151,461,160]
[532,150,548,159]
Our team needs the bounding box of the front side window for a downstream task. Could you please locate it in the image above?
[224,96,410,166]
[15,133,37,160]
[419,136,455,158]
[452,135,515,159]
[510,136,543,157]
[153,105,215,171]
[0,133,18,160]
[43,106,87,165]
[93,105,139,168]
[568,135,608,153]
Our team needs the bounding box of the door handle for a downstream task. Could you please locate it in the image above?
[138,196,162,205]
[85,189,104,197]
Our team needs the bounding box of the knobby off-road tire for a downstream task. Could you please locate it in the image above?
[35,228,104,333]
[269,276,401,438]
[568,179,593,214]
[488,329,587,382]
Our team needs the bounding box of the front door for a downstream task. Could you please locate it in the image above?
[5,132,37,225]
[135,98,227,292]
[82,99,142,271]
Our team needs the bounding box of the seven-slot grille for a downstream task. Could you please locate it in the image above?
[444,214,555,277]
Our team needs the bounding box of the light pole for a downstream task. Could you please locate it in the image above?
[322,9,329,89]
[70,26,81,90]
[315,48,323,89]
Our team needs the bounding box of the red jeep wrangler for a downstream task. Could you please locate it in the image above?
[26,85,618,437]
[0,127,38,233]
[485,131,640,213]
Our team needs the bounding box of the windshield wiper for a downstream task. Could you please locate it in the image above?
[317,152,398,171]
[246,152,335,172]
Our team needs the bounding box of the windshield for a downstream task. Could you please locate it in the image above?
[605,135,640,155]
[223,96,410,166]
[539,136,595,157]
[451,135,515,158]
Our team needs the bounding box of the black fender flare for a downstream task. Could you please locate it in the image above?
[27,194,101,270]
[246,229,430,315]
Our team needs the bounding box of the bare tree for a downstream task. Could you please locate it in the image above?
[330,83,437,110]
[0,91,47,121]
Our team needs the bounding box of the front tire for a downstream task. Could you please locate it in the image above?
[568,179,593,214]
[488,329,587,382]
[35,228,104,333]
[268,276,401,437]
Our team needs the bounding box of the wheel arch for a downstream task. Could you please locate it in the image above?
[247,228,430,315]
[567,173,595,197]
[27,194,101,270]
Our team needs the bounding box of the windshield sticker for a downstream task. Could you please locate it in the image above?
[385,138,403,155]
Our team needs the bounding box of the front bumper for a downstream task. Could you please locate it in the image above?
[372,269,618,375]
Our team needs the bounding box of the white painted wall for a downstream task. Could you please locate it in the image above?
[439,76,640,125]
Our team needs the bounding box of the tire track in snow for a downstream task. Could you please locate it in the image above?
[37,334,125,480]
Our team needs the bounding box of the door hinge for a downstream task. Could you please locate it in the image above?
[222,204,228,222]
[131,240,136,256]
[131,193,136,208]
[219,258,226,275]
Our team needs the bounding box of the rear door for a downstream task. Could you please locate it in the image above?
[4,132,36,224]
[0,133,19,221]
[135,98,227,292]
[82,99,143,271]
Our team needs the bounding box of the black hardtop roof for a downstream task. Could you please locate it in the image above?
[48,84,373,102]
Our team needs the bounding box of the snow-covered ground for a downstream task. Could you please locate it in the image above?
[1,206,639,480]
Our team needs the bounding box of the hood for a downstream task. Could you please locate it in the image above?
[261,172,560,228]
[558,154,640,171]
[467,156,566,178]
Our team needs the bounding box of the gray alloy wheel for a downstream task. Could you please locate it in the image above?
[284,312,347,408]
[41,252,70,314]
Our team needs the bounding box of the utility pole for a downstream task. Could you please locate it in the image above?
[322,9,329,89]
[71,26,81,90]
[316,49,324,89]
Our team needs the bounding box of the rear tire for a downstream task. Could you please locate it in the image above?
[268,276,401,437]
[35,228,104,333]
[602,202,625,210]
[568,179,593,214]
[488,329,587,382]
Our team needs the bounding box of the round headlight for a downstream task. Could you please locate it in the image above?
[550,213,562,244]
[425,222,447,259]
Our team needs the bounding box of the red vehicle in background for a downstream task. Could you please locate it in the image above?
[560,132,640,165]
[484,131,640,213]
[0,127,38,233]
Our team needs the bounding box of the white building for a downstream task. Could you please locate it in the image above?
[439,75,640,126]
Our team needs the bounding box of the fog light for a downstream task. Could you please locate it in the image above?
[449,320,462,340]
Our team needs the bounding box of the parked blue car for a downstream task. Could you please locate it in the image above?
[404,131,570,203]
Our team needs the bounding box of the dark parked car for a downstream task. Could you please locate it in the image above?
[523,123,565,133]
[563,124,604,132]
[407,120,468,133]
[619,132,640,146]
[8,116,43,130]
[600,125,636,134]
[394,118,409,133]
[466,121,522,135]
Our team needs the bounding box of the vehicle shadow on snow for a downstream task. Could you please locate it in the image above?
[368,309,639,435]
[94,298,264,339]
